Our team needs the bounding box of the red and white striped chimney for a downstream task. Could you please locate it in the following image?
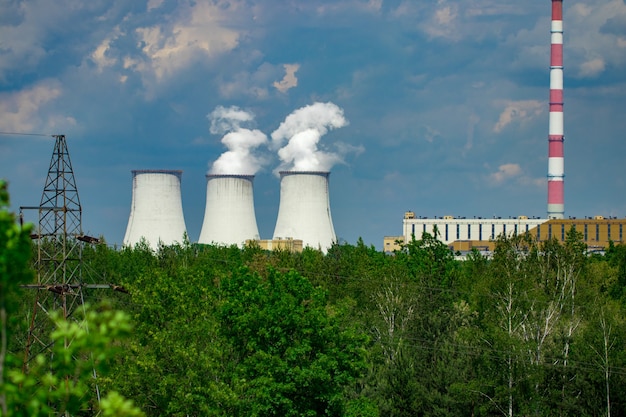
[548,0,565,219]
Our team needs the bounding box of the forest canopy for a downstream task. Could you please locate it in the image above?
[2,182,626,416]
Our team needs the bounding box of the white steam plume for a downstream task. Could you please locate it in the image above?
[208,105,268,175]
[271,102,353,172]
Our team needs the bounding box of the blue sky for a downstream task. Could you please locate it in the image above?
[1,0,625,249]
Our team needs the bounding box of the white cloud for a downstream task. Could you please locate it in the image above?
[0,81,73,133]
[572,3,593,17]
[311,0,385,16]
[421,125,441,143]
[487,163,545,188]
[488,163,522,184]
[147,0,165,12]
[364,0,383,12]
[493,100,543,133]
[219,72,270,99]
[579,58,606,77]
[273,63,300,93]
[421,3,459,40]
[567,0,626,78]
[91,30,121,72]
[218,62,287,99]
[435,5,456,25]
[128,1,241,82]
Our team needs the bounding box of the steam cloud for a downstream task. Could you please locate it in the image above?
[208,105,268,175]
[271,102,355,172]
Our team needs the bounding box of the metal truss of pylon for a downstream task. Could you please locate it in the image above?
[19,134,105,369]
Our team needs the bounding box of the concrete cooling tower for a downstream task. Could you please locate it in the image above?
[198,174,260,247]
[123,170,188,250]
[273,171,336,252]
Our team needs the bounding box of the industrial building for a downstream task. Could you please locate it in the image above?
[248,238,304,252]
[391,212,626,254]
[402,212,546,245]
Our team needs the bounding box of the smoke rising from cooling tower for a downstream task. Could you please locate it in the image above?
[208,105,268,175]
[271,102,361,173]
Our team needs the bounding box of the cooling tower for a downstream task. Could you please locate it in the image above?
[198,174,260,247]
[272,171,336,252]
[123,170,188,250]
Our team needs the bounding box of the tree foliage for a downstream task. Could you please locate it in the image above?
[4,197,626,416]
[0,180,143,416]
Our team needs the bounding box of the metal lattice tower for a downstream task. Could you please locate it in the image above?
[20,135,105,367]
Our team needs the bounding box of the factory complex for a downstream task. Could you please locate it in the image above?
[122,1,622,256]
[384,213,626,255]
[384,1,623,256]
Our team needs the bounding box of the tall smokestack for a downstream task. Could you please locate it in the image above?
[198,174,260,247]
[548,0,565,219]
[123,170,188,250]
[273,171,336,253]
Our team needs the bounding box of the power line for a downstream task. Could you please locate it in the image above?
[0,131,53,138]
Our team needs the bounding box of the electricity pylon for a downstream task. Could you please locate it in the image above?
[19,134,123,369]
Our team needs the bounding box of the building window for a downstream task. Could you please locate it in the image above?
[412,224,415,236]
[608,224,611,240]
[503,224,506,235]
[479,224,482,241]
[596,224,600,242]
[445,224,449,241]
[620,224,623,241]
[467,224,471,240]
[584,224,588,241]
[537,224,541,239]
[456,224,460,239]
[423,224,426,235]
[548,224,552,240]
[526,224,529,233]
[491,224,495,239]
[561,224,565,241]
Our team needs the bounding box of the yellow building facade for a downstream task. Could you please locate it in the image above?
[248,238,304,252]
[534,217,625,251]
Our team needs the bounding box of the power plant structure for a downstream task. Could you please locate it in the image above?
[388,1,622,255]
[123,169,188,250]
[119,169,338,253]
[548,0,565,219]
[198,174,261,247]
[116,3,618,255]
[393,213,625,255]
[272,171,336,253]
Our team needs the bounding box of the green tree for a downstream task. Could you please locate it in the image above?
[0,181,33,415]
[219,267,369,416]
[111,261,235,416]
[0,180,143,417]
[5,306,144,416]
